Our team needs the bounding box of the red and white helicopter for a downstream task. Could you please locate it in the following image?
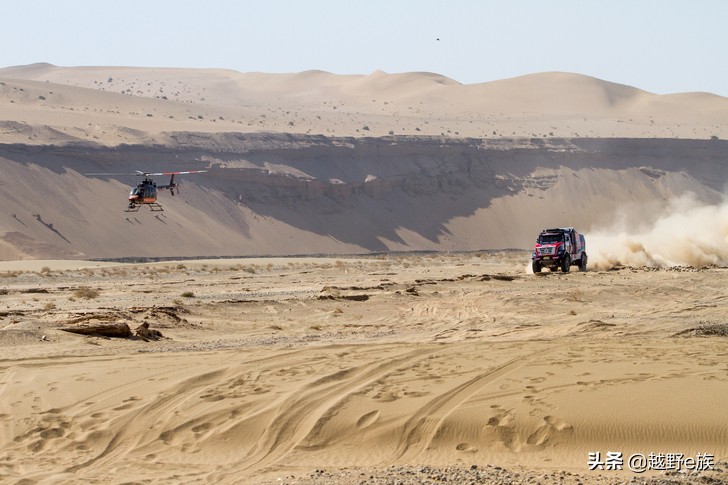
[126,170,208,212]
[88,170,207,212]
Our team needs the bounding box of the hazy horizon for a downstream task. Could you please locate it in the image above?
[2,0,727,96]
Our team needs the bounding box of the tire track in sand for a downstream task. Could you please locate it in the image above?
[61,348,317,477]
[64,367,231,475]
[210,346,439,480]
[386,346,554,464]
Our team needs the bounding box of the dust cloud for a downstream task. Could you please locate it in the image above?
[587,194,728,269]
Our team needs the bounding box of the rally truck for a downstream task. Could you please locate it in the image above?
[531,227,588,273]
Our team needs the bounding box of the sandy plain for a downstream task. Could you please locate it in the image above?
[0,253,727,484]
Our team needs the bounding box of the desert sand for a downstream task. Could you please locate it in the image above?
[1,65,728,483]
[0,253,727,484]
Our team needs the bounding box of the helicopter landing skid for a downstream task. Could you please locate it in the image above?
[125,203,164,212]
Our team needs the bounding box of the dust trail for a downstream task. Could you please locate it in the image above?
[587,194,728,269]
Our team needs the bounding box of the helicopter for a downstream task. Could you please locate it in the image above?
[87,170,207,212]
[125,170,207,212]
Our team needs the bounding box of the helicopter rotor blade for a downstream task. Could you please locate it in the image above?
[86,170,207,176]
[85,172,138,176]
[142,170,208,176]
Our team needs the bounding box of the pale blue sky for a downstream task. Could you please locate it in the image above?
[2,0,727,96]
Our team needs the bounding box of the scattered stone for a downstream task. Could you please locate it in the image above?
[673,322,728,338]
[492,274,517,281]
[134,322,164,341]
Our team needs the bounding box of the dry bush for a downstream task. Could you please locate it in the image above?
[0,271,22,278]
[105,267,128,277]
[180,291,195,298]
[74,286,100,299]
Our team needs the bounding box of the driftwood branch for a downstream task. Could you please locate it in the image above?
[60,322,132,338]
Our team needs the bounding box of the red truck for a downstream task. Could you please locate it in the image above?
[531,227,588,273]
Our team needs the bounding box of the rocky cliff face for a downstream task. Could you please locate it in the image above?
[0,134,725,259]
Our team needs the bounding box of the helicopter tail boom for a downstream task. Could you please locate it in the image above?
[157,174,179,195]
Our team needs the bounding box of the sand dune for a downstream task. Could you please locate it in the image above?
[0,254,726,483]
[3,64,728,142]
[2,64,728,260]
[1,136,726,261]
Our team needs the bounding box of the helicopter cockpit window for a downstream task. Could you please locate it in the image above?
[130,187,141,196]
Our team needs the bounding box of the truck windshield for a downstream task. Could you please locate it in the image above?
[538,234,563,244]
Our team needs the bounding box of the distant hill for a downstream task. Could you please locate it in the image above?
[0,65,726,260]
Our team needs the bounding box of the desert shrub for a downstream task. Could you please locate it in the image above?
[74,287,100,299]
[180,291,195,298]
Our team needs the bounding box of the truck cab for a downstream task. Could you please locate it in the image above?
[532,227,588,273]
